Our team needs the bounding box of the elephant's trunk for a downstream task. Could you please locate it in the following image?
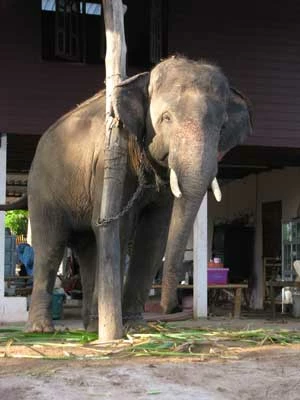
[160,196,205,313]
[161,123,218,313]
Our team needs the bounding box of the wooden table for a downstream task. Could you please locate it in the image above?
[152,283,248,318]
[266,280,300,319]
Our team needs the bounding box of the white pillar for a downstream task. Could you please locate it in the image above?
[0,133,28,323]
[26,217,32,245]
[193,193,208,318]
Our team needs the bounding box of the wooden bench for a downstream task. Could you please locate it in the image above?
[152,283,248,318]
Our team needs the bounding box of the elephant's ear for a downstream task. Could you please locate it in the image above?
[112,72,150,143]
[218,87,253,157]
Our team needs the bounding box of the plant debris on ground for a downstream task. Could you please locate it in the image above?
[1,324,300,360]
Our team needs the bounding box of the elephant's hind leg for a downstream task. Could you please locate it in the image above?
[26,211,68,333]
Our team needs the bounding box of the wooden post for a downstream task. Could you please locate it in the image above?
[251,176,264,309]
[193,193,208,318]
[98,0,127,341]
[233,287,242,318]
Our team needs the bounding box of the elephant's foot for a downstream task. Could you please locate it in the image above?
[83,309,98,332]
[161,305,182,314]
[160,299,181,314]
[25,318,55,333]
[27,291,54,332]
[123,312,148,332]
[85,317,98,333]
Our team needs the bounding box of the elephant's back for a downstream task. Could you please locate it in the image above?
[35,90,106,156]
[28,91,106,217]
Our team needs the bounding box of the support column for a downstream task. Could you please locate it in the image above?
[193,193,208,318]
[26,217,31,245]
[0,133,28,324]
[251,175,264,309]
[0,134,8,298]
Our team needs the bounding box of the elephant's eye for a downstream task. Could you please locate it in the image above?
[161,112,171,123]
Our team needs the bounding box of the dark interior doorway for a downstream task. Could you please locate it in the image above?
[262,201,282,258]
[212,224,255,283]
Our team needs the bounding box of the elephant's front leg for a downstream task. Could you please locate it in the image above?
[122,195,172,323]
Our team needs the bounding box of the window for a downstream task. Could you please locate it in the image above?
[124,0,168,68]
[42,0,101,15]
[41,0,167,67]
[41,0,104,63]
[150,0,167,64]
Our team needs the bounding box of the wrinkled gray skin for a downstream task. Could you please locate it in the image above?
[20,56,251,332]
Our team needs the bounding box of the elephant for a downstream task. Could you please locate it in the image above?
[1,56,252,332]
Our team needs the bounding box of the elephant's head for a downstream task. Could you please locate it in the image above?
[113,56,252,312]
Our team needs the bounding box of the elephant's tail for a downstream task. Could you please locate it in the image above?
[0,195,28,211]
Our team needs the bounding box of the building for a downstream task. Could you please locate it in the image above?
[1,0,300,320]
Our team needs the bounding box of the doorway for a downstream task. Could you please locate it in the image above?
[262,201,282,258]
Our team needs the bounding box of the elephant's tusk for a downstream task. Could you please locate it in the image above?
[211,177,222,202]
[170,169,182,198]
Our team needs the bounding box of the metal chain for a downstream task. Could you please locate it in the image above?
[96,163,157,227]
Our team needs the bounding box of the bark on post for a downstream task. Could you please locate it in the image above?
[98,0,127,341]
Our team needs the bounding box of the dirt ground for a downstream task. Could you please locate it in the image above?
[1,315,300,400]
[1,345,300,400]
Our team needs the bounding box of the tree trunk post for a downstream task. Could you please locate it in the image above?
[98,0,127,341]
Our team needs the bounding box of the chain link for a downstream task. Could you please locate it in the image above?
[96,163,157,227]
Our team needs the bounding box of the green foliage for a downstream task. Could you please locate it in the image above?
[0,329,98,345]
[5,210,28,235]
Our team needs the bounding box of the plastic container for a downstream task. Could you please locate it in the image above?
[208,268,229,285]
[52,292,65,320]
